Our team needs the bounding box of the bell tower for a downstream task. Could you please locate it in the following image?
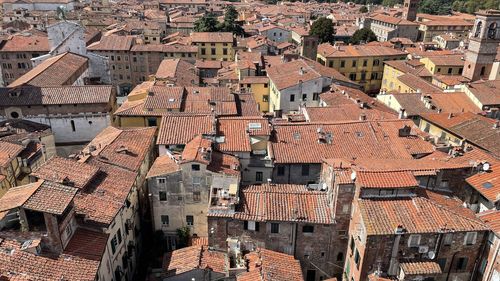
[402,0,419,22]
[464,10,500,81]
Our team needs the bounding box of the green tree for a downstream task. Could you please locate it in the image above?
[350,28,377,45]
[419,0,452,15]
[309,17,335,44]
[193,13,219,32]
[359,6,368,13]
[176,227,190,248]
[219,6,244,36]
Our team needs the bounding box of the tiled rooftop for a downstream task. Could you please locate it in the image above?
[23,181,78,215]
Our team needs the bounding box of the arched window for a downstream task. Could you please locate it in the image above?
[488,22,497,39]
[475,21,483,38]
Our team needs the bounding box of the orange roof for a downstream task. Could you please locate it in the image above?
[87,35,135,51]
[215,184,332,224]
[63,228,109,261]
[0,140,23,167]
[358,191,488,235]
[181,135,212,165]
[318,43,406,58]
[271,120,434,164]
[144,86,184,110]
[0,181,42,212]
[23,181,77,215]
[466,164,500,203]
[238,249,304,281]
[157,115,215,145]
[191,32,233,43]
[217,117,270,152]
[163,246,227,277]
[32,156,100,189]
[146,155,180,178]
[0,33,49,52]
[400,262,442,275]
[478,210,500,234]
[357,171,418,189]
[9,52,88,87]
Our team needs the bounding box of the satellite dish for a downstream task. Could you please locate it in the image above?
[350,171,357,181]
[427,251,436,259]
[483,162,490,171]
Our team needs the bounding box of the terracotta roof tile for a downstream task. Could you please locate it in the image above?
[157,115,215,145]
[0,34,50,52]
[163,246,227,277]
[9,52,89,87]
[63,228,109,261]
[271,120,434,164]
[155,59,199,87]
[146,155,180,178]
[217,117,270,152]
[0,237,99,281]
[238,249,304,281]
[466,162,500,203]
[0,86,113,107]
[357,171,418,189]
[400,262,442,275]
[466,79,500,107]
[32,157,100,189]
[23,181,78,215]
[144,86,184,110]
[0,181,42,212]
[318,43,406,58]
[87,35,135,51]
[214,184,332,224]
[358,191,488,235]
[191,32,233,43]
[478,210,500,234]
[0,140,24,167]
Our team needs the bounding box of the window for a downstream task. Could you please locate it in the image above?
[464,232,477,245]
[223,48,228,55]
[313,93,319,101]
[350,236,355,252]
[340,60,345,68]
[352,60,357,67]
[443,233,453,245]
[186,215,194,226]
[117,228,122,244]
[159,191,167,201]
[329,61,334,67]
[161,215,169,225]
[244,220,260,231]
[70,120,76,132]
[354,249,360,267]
[302,225,314,233]
[192,164,200,171]
[456,257,468,270]
[271,223,280,233]
[363,60,367,67]
[302,94,307,101]
[437,258,447,270]
[10,111,19,119]
[201,48,206,55]
[193,177,201,185]
[360,73,366,81]
[349,73,356,80]
[373,59,380,66]
[437,68,441,73]
[277,166,285,176]
[301,164,310,176]
[408,234,421,247]
[337,252,344,262]
[157,178,166,184]
[256,171,263,182]
[211,48,216,55]
[110,234,118,254]
[264,83,268,88]
[262,95,269,102]
[290,94,295,102]
[193,191,201,202]
[448,68,453,74]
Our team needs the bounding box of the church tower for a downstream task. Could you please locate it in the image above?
[464,10,500,81]
[402,0,419,22]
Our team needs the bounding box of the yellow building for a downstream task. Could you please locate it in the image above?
[417,14,473,42]
[239,77,270,112]
[316,43,407,94]
[0,141,23,197]
[190,32,235,61]
[420,55,464,75]
[381,60,433,92]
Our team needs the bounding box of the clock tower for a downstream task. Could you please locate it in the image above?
[402,0,419,22]
[464,10,500,81]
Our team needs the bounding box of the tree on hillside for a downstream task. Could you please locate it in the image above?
[350,28,377,45]
[193,13,219,32]
[359,6,368,13]
[309,17,335,44]
[381,0,402,7]
[419,0,452,15]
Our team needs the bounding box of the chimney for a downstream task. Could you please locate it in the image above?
[299,67,304,75]
[448,113,453,119]
[359,113,367,121]
[398,108,406,119]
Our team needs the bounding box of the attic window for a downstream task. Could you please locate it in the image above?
[9,91,19,97]
[168,98,175,102]
[293,132,301,140]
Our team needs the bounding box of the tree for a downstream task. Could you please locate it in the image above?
[176,227,190,248]
[419,0,452,15]
[359,6,368,13]
[193,13,219,32]
[381,0,402,7]
[219,6,244,36]
[350,28,377,45]
[309,17,335,44]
